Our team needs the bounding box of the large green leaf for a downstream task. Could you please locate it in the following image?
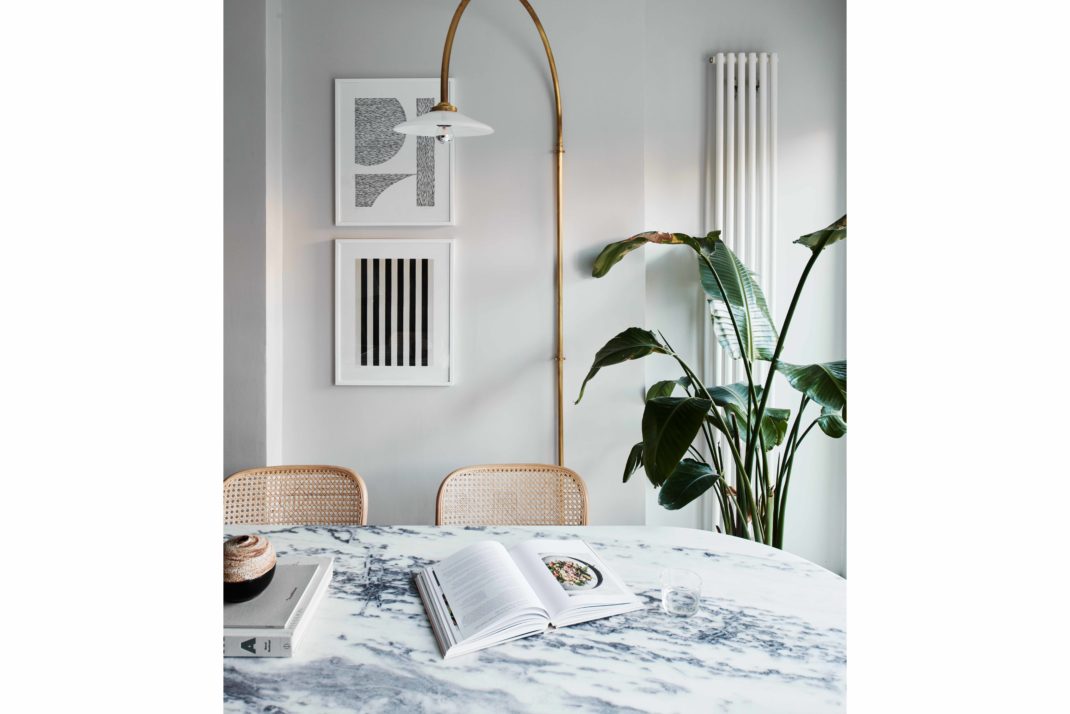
[645,376,690,402]
[678,231,720,255]
[795,214,847,252]
[817,406,847,438]
[642,396,712,486]
[646,380,677,402]
[779,361,847,411]
[707,382,755,415]
[592,231,689,278]
[698,241,778,361]
[707,382,789,450]
[622,442,644,483]
[658,459,720,510]
[576,328,668,403]
[761,408,791,448]
[591,230,720,278]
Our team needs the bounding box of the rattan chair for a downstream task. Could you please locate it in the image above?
[224,465,368,525]
[436,463,588,526]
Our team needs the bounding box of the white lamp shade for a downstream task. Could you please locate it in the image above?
[393,110,494,137]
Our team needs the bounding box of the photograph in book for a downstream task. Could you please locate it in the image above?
[539,550,624,597]
[541,555,603,594]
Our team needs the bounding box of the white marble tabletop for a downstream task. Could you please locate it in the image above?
[223,525,845,713]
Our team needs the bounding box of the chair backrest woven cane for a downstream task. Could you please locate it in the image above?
[224,465,368,525]
[436,464,588,526]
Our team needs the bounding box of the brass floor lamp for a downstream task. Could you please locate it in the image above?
[394,0,566,466]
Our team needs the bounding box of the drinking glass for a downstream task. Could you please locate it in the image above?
[660,568,702,616]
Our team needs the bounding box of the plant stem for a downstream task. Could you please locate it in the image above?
[705,423,723,474]
[734,465,763,542]
[775,395,809,545]
[753,428,766,536]
[723,483,748,538]
[777,416,810,546]
[778,394,809,486]
[795,421,818,449]
[777,477,790,546]
[745,236,830,490]
[772,451,783,547]
[713,486,729,533]
[761,435,772,543]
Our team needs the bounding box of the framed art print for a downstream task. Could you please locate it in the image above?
[335,239,455,386]
[335,78,455,226]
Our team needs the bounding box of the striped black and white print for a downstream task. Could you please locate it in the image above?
[358,257,432,367]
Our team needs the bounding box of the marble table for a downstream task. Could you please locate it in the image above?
[224,525,845,713]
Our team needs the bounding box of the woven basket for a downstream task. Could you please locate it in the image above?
[223,465,368,526]
[436,464,588,526]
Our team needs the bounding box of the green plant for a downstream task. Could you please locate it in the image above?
[575,216,846,548]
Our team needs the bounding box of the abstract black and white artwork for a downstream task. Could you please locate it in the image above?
[335,239,454,386]
[335,79,455,225]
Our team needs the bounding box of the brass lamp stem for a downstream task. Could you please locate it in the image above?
[437,0,566,466]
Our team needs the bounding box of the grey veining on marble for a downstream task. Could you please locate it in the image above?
[223,526,845,713]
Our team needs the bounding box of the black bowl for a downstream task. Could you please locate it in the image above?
[224,563,276,603]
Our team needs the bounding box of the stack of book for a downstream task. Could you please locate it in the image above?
[223,556,334,657]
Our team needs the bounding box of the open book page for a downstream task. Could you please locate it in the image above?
[508,539,643,625]
[416,570,550,659]
[430,541,548,641]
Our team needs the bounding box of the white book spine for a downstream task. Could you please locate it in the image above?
[223,631,295,657]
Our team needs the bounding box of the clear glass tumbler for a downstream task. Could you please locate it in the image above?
[660,568,702,616]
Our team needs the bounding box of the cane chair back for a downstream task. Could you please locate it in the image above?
[224,465,368,525]
[436,463,588,526]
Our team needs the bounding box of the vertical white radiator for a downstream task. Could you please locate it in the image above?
[702,52,778,529]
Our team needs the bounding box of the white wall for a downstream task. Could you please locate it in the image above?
[226,0,846,573]
[277,0,649,526]
[224,0,268,475]
[641,0,846,574]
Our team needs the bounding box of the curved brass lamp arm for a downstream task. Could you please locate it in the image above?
[434,0,566,466]
[436,1,563,144]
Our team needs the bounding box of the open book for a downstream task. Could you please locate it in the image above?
[414,539,643,658]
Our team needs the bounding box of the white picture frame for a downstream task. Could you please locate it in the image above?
[334,238,455,386]
[335,78,456,226]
